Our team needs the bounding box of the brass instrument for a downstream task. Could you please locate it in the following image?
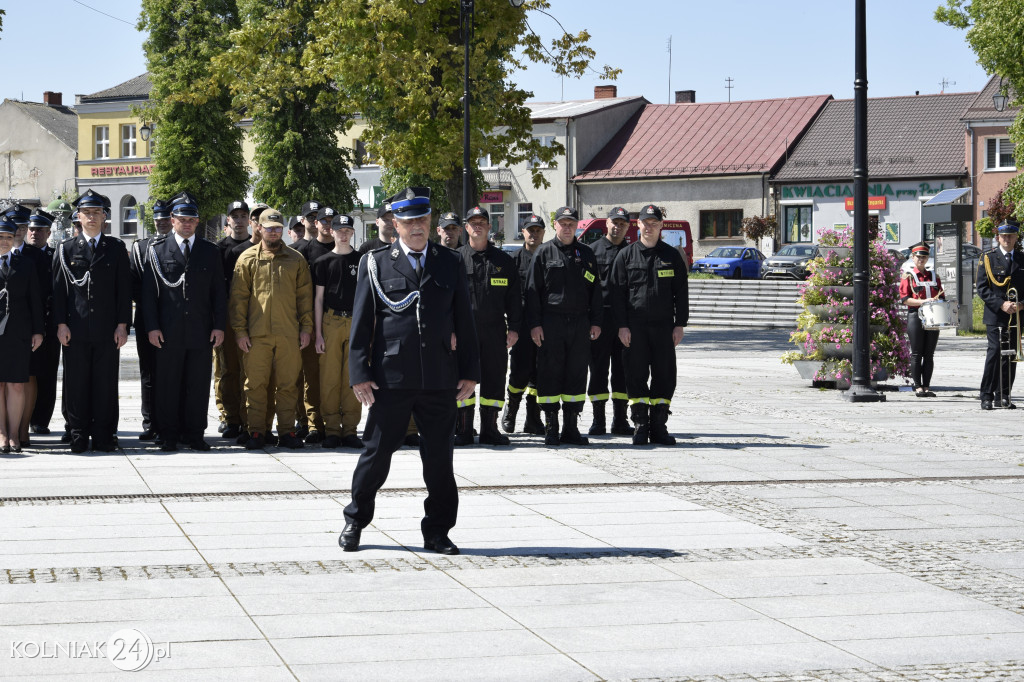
[1006,287,1023,363]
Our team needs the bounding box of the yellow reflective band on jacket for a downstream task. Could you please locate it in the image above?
[536,395,561,404]
[526,386,538,396]
[456,396,478,408]
[490,278,508,286]
[657,269,674,278]
[611,392,628,400]
[561,393,586,403]
[649,398,671,406]
[588,393,610,402]
[508,385,526,394]
[478,397,504,408]
[629,397,651,405]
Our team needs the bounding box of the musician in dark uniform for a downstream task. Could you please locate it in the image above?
[131,199,172,441]
[0,216,44,453]
[502,214,546,436]
[610,204,688,445]
[976,222,1024,410]
[26,210,60,436]
[339,187,479,555]
[899,242,945,398]
[52,189,132,453]
[3,204,49,447]
[213,200,251,439]
[142,193,227,451]
[525,205,602,446]
[455,205,521,446]
[587,206,633,436]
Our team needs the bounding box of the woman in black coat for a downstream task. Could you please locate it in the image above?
[0,217,44,453]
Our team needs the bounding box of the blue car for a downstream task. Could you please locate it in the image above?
[692,247,765,279]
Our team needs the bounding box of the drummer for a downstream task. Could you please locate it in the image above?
[899,242,945,397]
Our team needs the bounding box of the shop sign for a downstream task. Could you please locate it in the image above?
[90,164,155,177]
[844,196,887,211]
[480,191,503,203]
[781,181,947,201]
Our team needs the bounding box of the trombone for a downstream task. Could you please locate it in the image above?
[998,287,1023,407]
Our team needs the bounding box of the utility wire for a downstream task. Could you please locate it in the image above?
[70,0,135,27]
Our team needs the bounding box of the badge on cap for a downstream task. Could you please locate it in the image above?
[563,209,571,216]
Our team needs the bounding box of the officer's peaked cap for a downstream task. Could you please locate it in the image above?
[29,208,54,227]
[390,187,431,220]
[73,189,111,211]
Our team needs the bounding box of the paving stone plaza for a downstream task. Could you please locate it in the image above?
[2,328,1024,680]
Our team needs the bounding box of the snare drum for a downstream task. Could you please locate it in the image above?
[918,300,956,329]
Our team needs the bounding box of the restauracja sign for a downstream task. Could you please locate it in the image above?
[780,181,947,200]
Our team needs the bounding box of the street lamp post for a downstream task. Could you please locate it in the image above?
[993,78,1009,112]
[414,0,525,217]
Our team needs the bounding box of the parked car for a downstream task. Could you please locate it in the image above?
[761,244,821,280]
[900,243,982,277]
[500,243,523,257]
[692,247,765,279]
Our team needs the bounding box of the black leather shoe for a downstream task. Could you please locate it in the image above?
[222,424,241,439]
[321,435,342,448]
[93,441,118,453]
[139,429,158,441]
[1001,397,1017,409]
[61,431,73,444]
[30,425,50,435]
[423,535,460,555]
[245,432,265,450]
[341,434,365,449]
[981,399,994,411]
[265,433,279,447]
[304,429,324,444]
[217,420,228,434]
[187,439,212,451]
[161,440,179,452]
[279,432,304,449]
[294,423,310,439]
[235,430,250,445]
[339,523,361,551]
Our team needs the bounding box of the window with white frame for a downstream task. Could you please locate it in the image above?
[986,138,1016,170]
[488,203,505,237]
[121,195,138,236]
[517,203,533,232]
[478,153,495,168]
[531,135,555,168]
[94,126,110,159]
[121,124,137,158]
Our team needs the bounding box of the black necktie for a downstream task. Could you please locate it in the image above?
[0,254,8,278]
[183,239,191,263]
[88,237,97,256]
[411,251,423,282]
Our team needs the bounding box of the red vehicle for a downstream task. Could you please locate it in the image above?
[575,218,693,267]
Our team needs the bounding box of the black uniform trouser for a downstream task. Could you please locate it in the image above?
[345,388,458,536]
[29,334,61,429]
[64,339,119,441]
[155,345,213,442]
[623,322,677,405]
[981,323,1016,400]
[136,328,157,432]
[536,313,590,407]
[508,324,537,395]
[588,315,626,401]
[907,310,939,389]
[459,327,508,409]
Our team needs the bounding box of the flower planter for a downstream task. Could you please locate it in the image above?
[793,360,823,380]
[807,304,853,318]
[818,266,852,280]
[821,343,854,359]
[811,323,884,335]
[822,246,851,259]
[820,285,854,298]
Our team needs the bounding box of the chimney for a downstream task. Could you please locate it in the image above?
[594,85,618,99]
[675,90,695,104]
[43,91,63,107]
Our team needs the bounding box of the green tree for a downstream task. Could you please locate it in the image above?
[137,0,249,221]
[936,0,1024,218]
[219,0,618,216]
[213,0,358,215]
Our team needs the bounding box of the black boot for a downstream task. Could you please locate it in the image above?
[543,408,560,446]
[649,404,676,445]
[523,394,546,435]
[501,392,522,433]
[560,404,589,445]
[610,399,633,435]
[631,403,650,445]
[453,406,475,446]
[587,400,607,435]
[479,406,511,446]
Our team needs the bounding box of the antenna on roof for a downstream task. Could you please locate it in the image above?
[725,77,734,102]
[667,36,672,105]
[939,77,955,93]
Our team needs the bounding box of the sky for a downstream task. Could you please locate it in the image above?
[0,0,990,106]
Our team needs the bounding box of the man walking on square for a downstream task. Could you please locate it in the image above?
[142,193,226,451]
[610,204,688,445]
[339,187,478,555]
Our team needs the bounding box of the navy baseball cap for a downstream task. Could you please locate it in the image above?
[607,206,629,221]
[331,214,355,230]
[554,206,579,221]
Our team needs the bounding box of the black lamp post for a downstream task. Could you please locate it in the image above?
[843,0,884,403]
[140,122,152,142]
[414,0,525,217]
[993,78,1009,112]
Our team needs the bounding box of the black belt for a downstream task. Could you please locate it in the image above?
[327,307,352,318]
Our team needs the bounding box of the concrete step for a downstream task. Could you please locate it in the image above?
[687,279,803,329]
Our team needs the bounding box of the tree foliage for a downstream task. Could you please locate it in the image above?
[936,0,1024,178]
[212,0,358,215]
[218,0,618,214]
[137,0,249,220]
